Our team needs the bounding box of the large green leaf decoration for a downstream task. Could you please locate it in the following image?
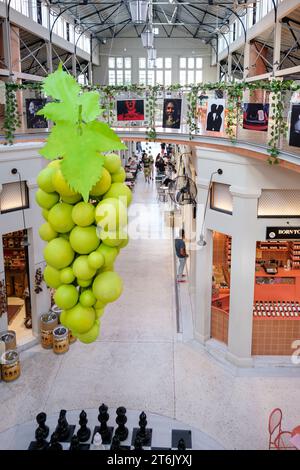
[37,65,126,201]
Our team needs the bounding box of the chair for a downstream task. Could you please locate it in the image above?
[268,408,282,449]
[274,431,297,450]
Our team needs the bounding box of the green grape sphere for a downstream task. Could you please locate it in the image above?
[98,230,124,247]
[65,303,95,334]
[77,278,92,287]
[111,167,126,183]
[77,320,100,344]
[43,265,62,289]
[103,153,121,174]
[44,238,74,269]
[96,244,118,267]
[103,182,132,206]
[37,166,57,193]
[89,168,111,196]
[52,168,78,197]
[88,251,104,269]
[61,193,82,204]
[72,202,95,227]
[95,308,105,319]
[69,226,100,254]
[60,267,75,284]
[79,289,96,307]
[38,222,58,242]
[35,189,59,209]
[42,209,49,221]
[48,202,75,233]
[72,255,96,280]
[95,197,127,231]
[92,271,123,303]
[54,284,79,310]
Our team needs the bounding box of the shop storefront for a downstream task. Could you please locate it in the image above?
[192,147,300,367]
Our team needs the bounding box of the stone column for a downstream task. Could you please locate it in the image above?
[0,184,8,332]
[193,179,213,344]
[225,186,261,367]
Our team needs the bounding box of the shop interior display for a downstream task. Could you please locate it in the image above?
[2,230,31,327]
[253,300,300,317]
[36,66,129,344]
[27,408,192,451]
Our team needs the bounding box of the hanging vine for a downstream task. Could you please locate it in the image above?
[2,79,300,165]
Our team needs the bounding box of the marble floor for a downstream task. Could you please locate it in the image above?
[0,170,300,450]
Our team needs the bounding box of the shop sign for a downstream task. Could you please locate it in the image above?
[266,227,300,240]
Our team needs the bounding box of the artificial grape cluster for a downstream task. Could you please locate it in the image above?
[36,153,131,344]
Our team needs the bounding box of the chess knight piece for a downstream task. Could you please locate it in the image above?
[114,406,128,441]
[77,410,91,442]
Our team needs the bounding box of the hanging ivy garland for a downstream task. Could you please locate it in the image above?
[2,79,300,164]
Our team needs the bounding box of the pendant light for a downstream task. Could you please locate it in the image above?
[129,1,149,24]
[141,30,154,48]
[147,47,157,61]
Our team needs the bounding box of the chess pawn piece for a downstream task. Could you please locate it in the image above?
[55,409,70,441]
[98,403,111,442]
[34,427,49,450]
[48,432,63,451]
[91,432,105,450]
[36,412,49,439]
[110,435,120,451]
[133,436,143,451]
[114,406,128,441]
[136,411,148,444]
[69,435,80,451]
[77,410,91,442]
[177,438,186,451]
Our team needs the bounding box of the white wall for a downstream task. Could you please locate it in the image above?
[93,38,217,85]
[0,143,51,335]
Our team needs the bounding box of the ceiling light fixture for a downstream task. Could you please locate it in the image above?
[141,30,154,48]
[129,1,149,24]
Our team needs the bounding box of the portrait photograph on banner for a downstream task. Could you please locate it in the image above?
[116,99,145,121]
[206,99,225,132]
[162,98,182,129]
[25,98,48,129]
[242,103,269,131]
[289,103,300,148]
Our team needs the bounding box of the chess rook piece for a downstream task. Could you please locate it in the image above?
[136,411,148,444]
[69,435,80,451]
[98,403,111,442]
[34,427,49,450]
[55,409,70,441]
[177,438,186,451]
[77,410,91,442]
[114,406,128,442]
[110,435,120,451]
[36,412,49,439]
[133,435,143,451]
[48,432,63,451]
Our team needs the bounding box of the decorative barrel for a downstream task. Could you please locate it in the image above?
[1,350,20,382]
[0,330,17,351]
[51,304,62,324]
[53,326,69,354]
[68,330,77,344]
[40,312,58,349]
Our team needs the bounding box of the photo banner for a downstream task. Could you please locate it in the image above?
[289,103,300,148]
[242,103,269,132]
[25,98,48,129]
[162,98,182,129]
[206,99,225,132]
[116,99,145,121]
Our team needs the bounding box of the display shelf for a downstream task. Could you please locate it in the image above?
[288,242,300,269]
[225,236,231,269]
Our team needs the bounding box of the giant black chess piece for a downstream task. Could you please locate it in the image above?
[69,435,80,451]
[55,409,71,441]
[77,410,91,442]
[114,406,128,442]
[177,438,186,451]
[110,435,121,451]
[36,412,49,439]
[98,403,112,443]
[136,411,150,446]
[133,435,143,451]
[33,427,49,450]
[47,432,63,451]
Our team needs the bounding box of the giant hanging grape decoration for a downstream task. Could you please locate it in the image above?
[36,65,129,343]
